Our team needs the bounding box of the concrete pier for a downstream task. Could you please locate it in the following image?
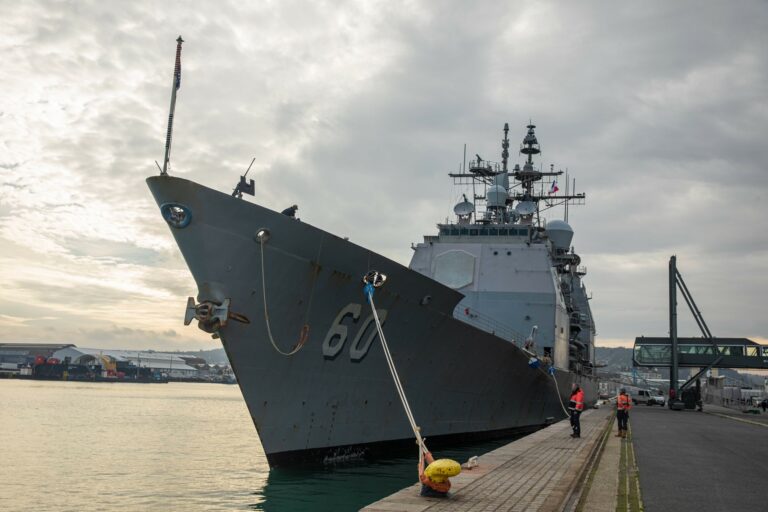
[362,407,613,511]
[363,400,768,512]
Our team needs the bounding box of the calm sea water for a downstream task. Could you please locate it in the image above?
[0,380,518,511]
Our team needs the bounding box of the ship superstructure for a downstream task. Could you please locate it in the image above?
[410,123,595,375]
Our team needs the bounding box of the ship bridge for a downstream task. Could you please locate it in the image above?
[633,337,768,369]
[436,224,531,239]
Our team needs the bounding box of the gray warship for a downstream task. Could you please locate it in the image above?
[147,119,598,465]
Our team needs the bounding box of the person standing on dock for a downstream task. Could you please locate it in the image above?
[569,384,585,438]
[616,388,631,438]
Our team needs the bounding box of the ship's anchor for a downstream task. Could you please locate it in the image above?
[184,297,250,334]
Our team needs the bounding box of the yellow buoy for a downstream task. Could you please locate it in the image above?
[424,459,461,482]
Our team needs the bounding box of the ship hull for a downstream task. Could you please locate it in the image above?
[147,175,597,466]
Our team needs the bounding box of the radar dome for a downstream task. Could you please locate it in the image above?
[487,185,507,208]
[546,220,573,250]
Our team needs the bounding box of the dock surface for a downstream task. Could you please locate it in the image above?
[364,401,768,512]
[631,404,768,512]
[362,407,613,511]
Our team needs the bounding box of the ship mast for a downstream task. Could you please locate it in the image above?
[511,122,585,225]
[448,123,585,226]
[161,36,184,176]
[516,123,542,200]
[501,123,510,173]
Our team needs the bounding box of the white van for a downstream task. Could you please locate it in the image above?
[632,389,665,406]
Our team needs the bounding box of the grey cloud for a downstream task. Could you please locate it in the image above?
[62,237,163,265]
[2,0,767,349]
[141,270,197,298]
[14,279,136,307]
[78,325,173,342]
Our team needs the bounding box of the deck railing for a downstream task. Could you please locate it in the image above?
[453,304,527,345]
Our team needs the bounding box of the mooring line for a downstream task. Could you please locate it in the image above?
[367,291,427,454]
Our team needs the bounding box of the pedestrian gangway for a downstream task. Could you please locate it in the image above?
[633,336,768,369]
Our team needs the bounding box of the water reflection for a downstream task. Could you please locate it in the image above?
[0,380,526,512]
[253,437,523,511]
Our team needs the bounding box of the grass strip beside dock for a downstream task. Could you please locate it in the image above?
[617,427,643,512]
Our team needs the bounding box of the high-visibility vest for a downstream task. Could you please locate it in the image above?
[617,394,631,411]
[571,389,585,411]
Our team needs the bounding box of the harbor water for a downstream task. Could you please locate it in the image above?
[0,380,523,511]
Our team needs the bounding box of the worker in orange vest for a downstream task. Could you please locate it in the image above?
[568,383,585,438]
[616,388,632,438]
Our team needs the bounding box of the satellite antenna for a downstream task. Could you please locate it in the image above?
[453,193,474,218]
[515,201,537,216]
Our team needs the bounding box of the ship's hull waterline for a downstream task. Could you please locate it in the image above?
[147,175,596,466]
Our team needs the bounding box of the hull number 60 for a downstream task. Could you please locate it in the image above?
[322,303,388,361]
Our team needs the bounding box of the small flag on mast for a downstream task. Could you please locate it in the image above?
[549,180,559,195]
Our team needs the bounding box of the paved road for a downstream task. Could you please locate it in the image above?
[630,405,768,512]
[704,403,768,426]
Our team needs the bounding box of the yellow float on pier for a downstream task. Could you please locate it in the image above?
[424,459,461,482]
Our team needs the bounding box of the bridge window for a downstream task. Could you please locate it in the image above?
[440,227,450,235]
[469,229,478,236]
[717,346,743,356]
[763,347,768,357]
[634,344,671,365]
[746,346,759,357]
[498,228,508,236]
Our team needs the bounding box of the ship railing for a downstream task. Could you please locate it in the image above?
[453,304,527,345]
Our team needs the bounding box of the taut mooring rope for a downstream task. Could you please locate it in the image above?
[366,288,428,454]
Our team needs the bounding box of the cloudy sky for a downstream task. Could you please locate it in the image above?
[1,1,766,351]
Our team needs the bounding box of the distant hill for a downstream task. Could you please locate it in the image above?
[595,346,634,372]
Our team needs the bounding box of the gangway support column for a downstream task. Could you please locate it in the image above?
[669,256,679,403]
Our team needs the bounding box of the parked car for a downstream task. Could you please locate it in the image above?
[632,389,666,405]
